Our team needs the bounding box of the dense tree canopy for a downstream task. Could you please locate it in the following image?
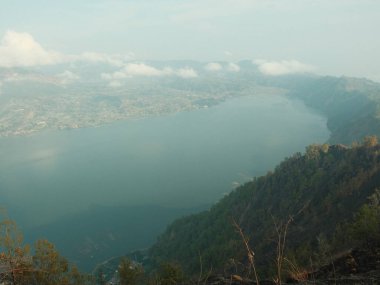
[148,138,380,279]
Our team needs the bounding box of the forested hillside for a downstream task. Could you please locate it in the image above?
[283,76,380,144]
[148,137,380,280]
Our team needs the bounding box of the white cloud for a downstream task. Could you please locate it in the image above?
[0,31,66,68]
[102,63,198,81]
[254,59,315,76]
[109,80,123,88]
[0,31,134,68]
[79,52,134,67]
[177,67,198,78]
[205,62,222,71]
[101,63,172,79]
[227,62,240,72]
[57,70,80,84]
[124,63,173,77]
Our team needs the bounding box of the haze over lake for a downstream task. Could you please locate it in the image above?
[0,94,329,226]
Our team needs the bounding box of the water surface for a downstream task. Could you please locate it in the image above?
[0,94,329,225]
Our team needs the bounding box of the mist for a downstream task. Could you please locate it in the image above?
[0,0,379,275]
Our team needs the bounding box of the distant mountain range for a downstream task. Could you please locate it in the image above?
[282,76,380,144]
[1,60,380,144]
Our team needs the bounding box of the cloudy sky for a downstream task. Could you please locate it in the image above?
[0,0,379,80]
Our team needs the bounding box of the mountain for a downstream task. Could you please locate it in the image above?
[147,139,380,280]
[243,72,380,144]
[284,76,380,144]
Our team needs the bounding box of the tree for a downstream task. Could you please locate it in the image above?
[118,257,143,285]
[0,213,32,285]
[362,135,378,147]
[68,264,93,285]
[350,204,380,246]
[0,213,93,285]
[96,269,106,285]
[32,239,93,285]
[156,262,183,285]
[31,239,69,285]
[305,144,322,160]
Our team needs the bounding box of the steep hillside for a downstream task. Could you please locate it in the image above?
[148,138,380,279]
[284,76,380,144]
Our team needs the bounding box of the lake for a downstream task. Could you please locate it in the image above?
[0,94,329,226]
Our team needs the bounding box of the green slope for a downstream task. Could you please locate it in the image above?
[148,140,380,278]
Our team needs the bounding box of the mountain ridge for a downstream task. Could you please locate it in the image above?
[146,139,380,280]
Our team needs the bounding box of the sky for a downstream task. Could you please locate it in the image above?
[0,0,379,81]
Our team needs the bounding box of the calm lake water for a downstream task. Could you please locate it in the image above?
[0,94,329,225]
